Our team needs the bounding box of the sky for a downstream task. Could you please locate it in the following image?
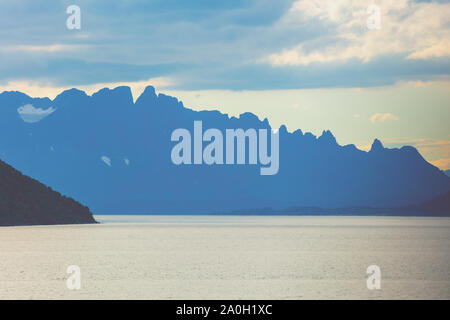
[0,0,449,169]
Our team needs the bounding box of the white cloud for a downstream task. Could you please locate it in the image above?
[1,44,89,53]
[370,113,399,123]
[266,0,450,66]
[406,39,450,60]
[430,158,450,171]
[17,104,55,123]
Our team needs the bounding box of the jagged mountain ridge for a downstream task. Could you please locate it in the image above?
[0,86,449,214]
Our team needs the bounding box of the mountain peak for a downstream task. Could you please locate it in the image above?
[93,86,132,97]
[135,85,157,105]
[318,130,337,145]
[0,90,31,100]
[91,86,133,105]
[54,88,87,101]
[142,85,156,96]
[370,138,384,152]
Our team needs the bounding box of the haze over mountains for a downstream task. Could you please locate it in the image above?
[0,86,449,214]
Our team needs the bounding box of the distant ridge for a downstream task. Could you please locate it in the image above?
[414,190,450,216]
[0,158,96,226]
[0,86,449,214]
[445,170,450,177]
[211,191,450,217]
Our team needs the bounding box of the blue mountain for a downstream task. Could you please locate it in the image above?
[0,86,449,214]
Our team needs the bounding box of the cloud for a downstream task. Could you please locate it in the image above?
[370,113,399,123]
[382,138,450,152]
[17,104,55,123]
[0,1,449,91]
[1,44,89,53]
[266,0,450,66]
[407,39,450,60]
[409,139,450,151]
[429,158,450,171]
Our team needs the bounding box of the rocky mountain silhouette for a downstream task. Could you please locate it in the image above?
[0,86,449,214]
[0,158,96,226]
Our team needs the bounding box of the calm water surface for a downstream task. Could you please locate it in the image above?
[0,216,449,299]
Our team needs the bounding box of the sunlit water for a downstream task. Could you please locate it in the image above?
[0,216,449,299]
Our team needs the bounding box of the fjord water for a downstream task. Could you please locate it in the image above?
[0,216,449,299]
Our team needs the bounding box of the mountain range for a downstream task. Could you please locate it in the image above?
[0,86,449,214]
